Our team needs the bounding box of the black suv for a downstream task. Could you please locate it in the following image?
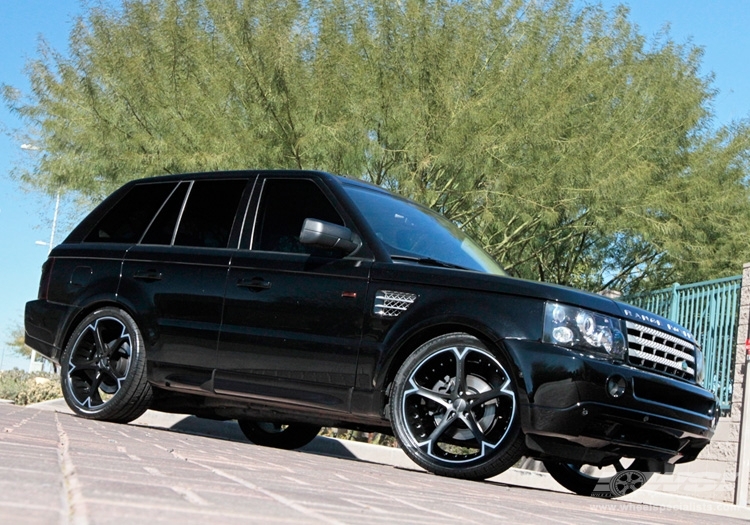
[25,170,718,498]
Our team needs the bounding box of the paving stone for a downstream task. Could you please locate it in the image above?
[1,403,749,524]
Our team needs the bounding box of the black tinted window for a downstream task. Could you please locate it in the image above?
[140,182,189,245]
[173,179,247,248]
[254,179,343,253]
[85,182,177,243]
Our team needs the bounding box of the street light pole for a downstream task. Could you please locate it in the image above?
[48,192,59,252]
[29,191,60,373]
[24,140,60,373]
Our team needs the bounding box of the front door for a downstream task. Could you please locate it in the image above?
[215,177,371,412]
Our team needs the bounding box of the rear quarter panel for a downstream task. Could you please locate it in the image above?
[42,244,128,355]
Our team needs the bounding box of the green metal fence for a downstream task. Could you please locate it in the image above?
[625,275,742,412]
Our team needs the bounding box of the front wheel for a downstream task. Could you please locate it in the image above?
[60,307,153,423]
[390,333,525,480]
[238,421,322,450]
[543,459,653,498]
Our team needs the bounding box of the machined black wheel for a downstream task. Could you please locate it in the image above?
[390,333,524,480]
[238,420,322,450]
[61,307,152,423]
[543,459,653,498]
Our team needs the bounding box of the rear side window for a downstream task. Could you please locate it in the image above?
[84,182,177,243]
[140,183,190,245]
[173,179,247,248]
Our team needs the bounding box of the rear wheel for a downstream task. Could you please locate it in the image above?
[238,420,321,450]
[390,333,524,480]
[60,307,152,423]
[543,458,653,498]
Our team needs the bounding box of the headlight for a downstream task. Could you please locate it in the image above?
[543,302,627,360]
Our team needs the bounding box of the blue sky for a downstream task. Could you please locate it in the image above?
[1,0,749,370]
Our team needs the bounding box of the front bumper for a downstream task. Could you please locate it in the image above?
[503,339,718,465]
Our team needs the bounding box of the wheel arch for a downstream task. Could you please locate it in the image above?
[58,297,150,359]
[379,320,524,414]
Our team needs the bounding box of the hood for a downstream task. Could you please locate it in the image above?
[372,262,697,344]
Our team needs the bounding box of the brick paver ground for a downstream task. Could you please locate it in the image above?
[0,403,746,524]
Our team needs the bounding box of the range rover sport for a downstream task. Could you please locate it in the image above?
[24,170,719,498]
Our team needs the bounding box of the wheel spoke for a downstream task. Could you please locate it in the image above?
[421,410,458,453]
[459,410,490,449]
[107,336,130,358]
[69,358,97,374]
[452,347,469,396]
[93,322,108,356]
[88,388,104,407]
[406,381,452,409]
[83,372,105,407]
[466,377,514,406]
[99,365,124,385]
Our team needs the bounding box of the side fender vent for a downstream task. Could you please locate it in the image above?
[374,290,418,317]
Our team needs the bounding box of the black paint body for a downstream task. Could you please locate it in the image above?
[25,170,718,467]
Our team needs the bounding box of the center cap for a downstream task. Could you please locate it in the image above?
[454,398,468,413]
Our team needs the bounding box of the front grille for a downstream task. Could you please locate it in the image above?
[373,290,417,317]
[626,321,696,381]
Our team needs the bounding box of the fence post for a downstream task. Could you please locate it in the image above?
[734,263,750,505]
[669,282,681,322]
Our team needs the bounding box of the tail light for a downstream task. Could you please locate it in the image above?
[38,258,55,300]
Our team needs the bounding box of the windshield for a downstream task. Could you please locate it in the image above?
[343,183,507,276]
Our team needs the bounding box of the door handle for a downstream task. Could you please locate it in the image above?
[237,277,272,291]
[133,270,163,282]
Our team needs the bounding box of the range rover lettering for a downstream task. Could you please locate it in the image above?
[25,170,719,498]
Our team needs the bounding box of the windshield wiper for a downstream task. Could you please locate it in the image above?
[389,254,469,271]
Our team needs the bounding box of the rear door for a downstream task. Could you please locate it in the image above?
[119,177,253,389]
[215,176,372,412]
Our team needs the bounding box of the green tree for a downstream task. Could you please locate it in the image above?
[6,326,30,359]
[4,0,750,294]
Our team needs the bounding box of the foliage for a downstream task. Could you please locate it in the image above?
[0,370,62,405]
[4,0,750,293]
[6,325,30,359]
[320,427,399,448]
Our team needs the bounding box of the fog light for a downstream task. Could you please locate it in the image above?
[711,405,721,429]
[606,375,627,398]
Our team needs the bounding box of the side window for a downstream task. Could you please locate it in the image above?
[253,179,344,253]
[140,182,189,245]
[84,182,177,243]
[173,179,247,248]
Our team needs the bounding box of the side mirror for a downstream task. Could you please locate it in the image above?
[299,218,360,254]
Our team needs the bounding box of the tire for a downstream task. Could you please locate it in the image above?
[238,420,322,450]
[543,459,653,498]
[390,333,524,480]
[60,307,153,423]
